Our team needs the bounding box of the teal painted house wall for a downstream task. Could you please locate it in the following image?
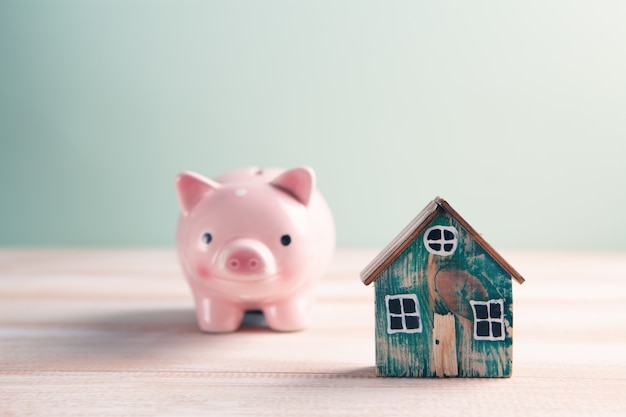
[374,211,514,377]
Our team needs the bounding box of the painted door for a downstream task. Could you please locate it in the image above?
[432,313,458,377]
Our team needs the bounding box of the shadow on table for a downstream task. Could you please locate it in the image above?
[81,308,270,334]
[9,308,281,371]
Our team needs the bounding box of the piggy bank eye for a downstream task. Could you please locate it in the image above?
[202,233,212,244]
[280,235,291,246]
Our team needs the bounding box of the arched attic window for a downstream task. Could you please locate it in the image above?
[423,225,458,256]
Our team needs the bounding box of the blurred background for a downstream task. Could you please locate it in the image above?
[1,0,624,249]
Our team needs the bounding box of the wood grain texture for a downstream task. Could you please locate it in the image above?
[433,313,458,377]
[1,249,625,416]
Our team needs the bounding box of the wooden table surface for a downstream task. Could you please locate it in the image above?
[1,249,625,416]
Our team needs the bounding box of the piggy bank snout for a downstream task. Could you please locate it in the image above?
[217,239,277,278]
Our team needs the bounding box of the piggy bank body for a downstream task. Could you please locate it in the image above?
[175,167,335,332]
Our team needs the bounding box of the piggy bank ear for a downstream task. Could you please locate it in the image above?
[270,167,315,206]
[176,172,221,216]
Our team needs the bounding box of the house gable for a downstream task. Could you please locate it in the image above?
[361,197,525,286]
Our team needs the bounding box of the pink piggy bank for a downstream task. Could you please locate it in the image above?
[175,166,335,332]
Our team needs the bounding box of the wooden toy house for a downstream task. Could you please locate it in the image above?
[360,197,525,378]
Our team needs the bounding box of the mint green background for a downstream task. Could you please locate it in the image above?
[1,1,625,249]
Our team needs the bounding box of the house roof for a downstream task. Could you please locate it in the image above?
[360,197,525,286]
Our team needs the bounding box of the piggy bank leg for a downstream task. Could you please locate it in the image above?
[263,296,312,332]
[194,297,244,333]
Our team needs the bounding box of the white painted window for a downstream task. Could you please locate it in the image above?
[470,299,505,341]
[386,294,422,334]
[423,225,458,256]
